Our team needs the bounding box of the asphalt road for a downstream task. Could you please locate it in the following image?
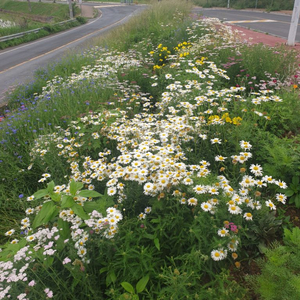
[196,8,297,42]
[0,4,146,104]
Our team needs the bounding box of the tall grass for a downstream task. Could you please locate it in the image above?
[95,0,193,51]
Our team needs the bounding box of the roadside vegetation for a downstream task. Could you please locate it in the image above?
[0,0,300,299]
[0,0,85,50]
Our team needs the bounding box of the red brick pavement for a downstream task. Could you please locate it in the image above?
[228,24,300,50]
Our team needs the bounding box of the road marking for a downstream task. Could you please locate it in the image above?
[224,19,277,24]
[94,5,127,8]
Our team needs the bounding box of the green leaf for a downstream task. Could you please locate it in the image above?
[285,189,295,197]
[84,195,114,215]
[71,204,89,220]
[61,195,75,208]
[43,256,54,268]
[0,238,27,261]
[84,200,101,213]
[150,218,160,224]
[57,218,70,239]
[100,267,108,274]
[136,274,149,294]
[70,179,83,196]
[79,190,103,198]
[121,282,135,294]
[33,188,48,200]
[290,184,299,193]
[292,176,299,186]
[154,238,160,251]
[47,181,55,193]
[106,270,117,286]
[56,218,70,251]
[294,194,300,208]
[50,192,61,203]
[144,233,154,240]
[32,201,58,229]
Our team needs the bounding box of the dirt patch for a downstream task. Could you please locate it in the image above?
[284,206,300,227]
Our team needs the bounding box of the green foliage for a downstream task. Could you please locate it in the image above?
[0,1,71,22]
[284,176,300,208]
[247,227,300,300]
[0,19,86,50]
[120,274,149,299]
[243,210,283,251]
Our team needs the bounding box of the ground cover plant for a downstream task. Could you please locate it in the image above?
[0,0,300,298]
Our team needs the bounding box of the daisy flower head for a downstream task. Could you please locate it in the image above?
[173,189,182,197]
[276,193,287,204]
[193,185,207,194]
[227,241,238,252]
[180,198,187,204]
[210,138,222,144]
[201,202,212,212]
[199,134,207,140]
[211,248,227,261]
[27,195,35,201]
[183,177,193,185]
[26,235,35,242]
[228,205,242,215]
[215,155,227,162]
[218,227,229,237]
[239,188,248,196]
[143,182,154,194]
[106,207,117,215]
[107,186,117,196]
[263,175,275,184]
[209,186,219,195]
[275,180,287,189]
[187,197,198,206]
[266,199,276,210]
[144,207,152,214]
[5,229,15,236]
[240,140,252,150]
[243,212,253,221]
[255,179,267,188]
[138,213,146,220]
[25,208,34,215]
[250,164,263,176]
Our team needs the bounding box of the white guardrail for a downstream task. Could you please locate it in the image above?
[0,19,74,43]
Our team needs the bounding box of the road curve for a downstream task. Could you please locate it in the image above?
[196,8,296,42]
[0,4,146,104]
